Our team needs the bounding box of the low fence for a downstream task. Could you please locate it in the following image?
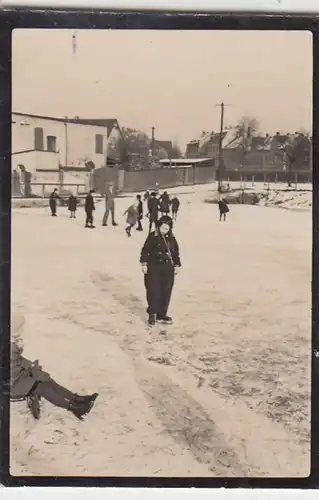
[93,165,217,194]
[30,182,87,198]
[12,162,312,200]
[224,170,312,184]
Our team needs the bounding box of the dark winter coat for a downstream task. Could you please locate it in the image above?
[218,200,229,214]
[49,191,59,205]
[68,195,77,212]
[159,193,170,213]
[147,197,160,218]
[137,200,143,218]
[85,193,95,213]
[140,230,181,267]
[171,197,180,211]
[10,342,50,399]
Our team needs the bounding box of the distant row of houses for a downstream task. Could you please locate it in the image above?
[185,128,312,173]
[11,112,312,185]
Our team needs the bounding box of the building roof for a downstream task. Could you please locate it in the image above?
[187,128,238,152]
[12,112,119,136]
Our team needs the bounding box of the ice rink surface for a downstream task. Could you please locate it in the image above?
[10,189,311,477]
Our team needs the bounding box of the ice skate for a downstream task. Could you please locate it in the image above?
[157,314,173,324]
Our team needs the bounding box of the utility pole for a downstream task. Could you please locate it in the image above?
[215,102,231,192]
[151,127,155,156]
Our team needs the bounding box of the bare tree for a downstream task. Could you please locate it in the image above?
[285,132,312,186]
[171,140,183,158]
[235,116,259,168]
[235,116,259,140]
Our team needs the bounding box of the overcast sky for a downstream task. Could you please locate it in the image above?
[12,29,312,149]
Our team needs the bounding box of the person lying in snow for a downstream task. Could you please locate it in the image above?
[11,339,98,420]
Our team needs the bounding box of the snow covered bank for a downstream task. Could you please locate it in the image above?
[204,184,312,211]
[10,194,311,477]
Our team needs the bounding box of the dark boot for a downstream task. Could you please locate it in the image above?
[148,314,156,326]
[72,393,98,405]
[112,222,118,226]
[27,392,41,420]
[68,399,95,420]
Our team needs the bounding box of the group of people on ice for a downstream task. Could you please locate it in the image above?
[49,183,181,234]
[13,183,232,423]
[49,184,182,329]
[123,189,180,236]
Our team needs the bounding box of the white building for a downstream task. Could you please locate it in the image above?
[11,112,122,195]
[11,112,121,172]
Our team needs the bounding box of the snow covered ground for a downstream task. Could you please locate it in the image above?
[10,189,311,477]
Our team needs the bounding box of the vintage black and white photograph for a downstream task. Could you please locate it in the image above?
[10,28,312,477]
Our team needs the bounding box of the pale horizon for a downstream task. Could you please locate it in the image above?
[12,29,312,149]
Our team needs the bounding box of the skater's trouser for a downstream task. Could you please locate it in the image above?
[33,377,75,410]
[85,210,93,226]
[144,263,174,316]
[137,216,143,230]
[70,211,76,218]
[149,214,158,233]
[49,200,56,216]
[102,203,115,224]
[172,210,178,220]
[219,212,226,221]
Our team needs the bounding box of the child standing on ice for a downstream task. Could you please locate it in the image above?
[123,202,138,237]
[218,197,229,222]
[140,215,181,326]
[68,194,77,218]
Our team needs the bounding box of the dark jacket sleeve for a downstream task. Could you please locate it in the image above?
[172,236,181,267]
[140,234,153,263]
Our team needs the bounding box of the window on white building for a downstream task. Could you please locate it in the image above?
[95,134,104,154]
[34,127,44,150]
[47,135,57,152]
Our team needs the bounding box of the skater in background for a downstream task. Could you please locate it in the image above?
[49,188,60,217]
[102,182,118,227]
[170,196,180,221]
[218,197,229,222]
[147,191,161,233]
[140,215,181,326]
[68,194,77,219]
[85,189,95,228]
[123,201,138,237]
[11,336,98,421]
[159,191,170,216]
[144,190,150,202]
[136,194,143,231]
